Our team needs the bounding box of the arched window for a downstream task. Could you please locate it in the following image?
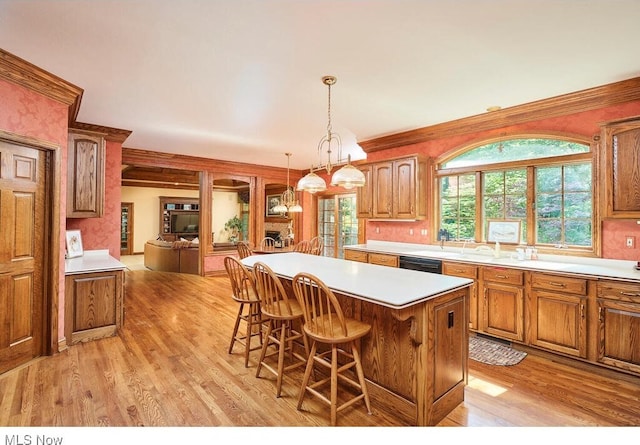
[435,137,595,252]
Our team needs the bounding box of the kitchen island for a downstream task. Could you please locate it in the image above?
[241,253,473,426]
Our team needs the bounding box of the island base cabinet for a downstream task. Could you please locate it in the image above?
[345,287,469,426]
[65,270,124,345]
[596,281,640,375]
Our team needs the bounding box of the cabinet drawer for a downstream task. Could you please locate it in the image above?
[368,252,399,267]
[443,262,478,279]
[531,272,588,295]
[482,267,523,285]
[598,280,640,303]
[344,250,368,263]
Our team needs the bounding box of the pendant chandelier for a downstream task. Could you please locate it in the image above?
[272,152,303,214]
[297,75,366,194]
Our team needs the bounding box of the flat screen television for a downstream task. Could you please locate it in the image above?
[170,212,199,233]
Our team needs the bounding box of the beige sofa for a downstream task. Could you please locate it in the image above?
[144,240,199,275]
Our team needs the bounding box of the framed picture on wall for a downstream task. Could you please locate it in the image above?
[487,219,521,244]
[266,194,282,217]
[65,230,84,258]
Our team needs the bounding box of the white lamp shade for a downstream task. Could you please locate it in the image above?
[288,203,303,212]
[297,171,327,193]
[330,163,366,189]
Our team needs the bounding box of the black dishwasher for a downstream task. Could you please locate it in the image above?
[398,256,442,274]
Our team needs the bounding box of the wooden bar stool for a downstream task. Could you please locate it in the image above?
[252,261,310,397]
[292,272,372,426]
[293,240,312,254]
[224,256,263,367]
[236,241,253,259]
[309,236,324,255]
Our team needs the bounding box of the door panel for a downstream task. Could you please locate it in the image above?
[0,140,46,374]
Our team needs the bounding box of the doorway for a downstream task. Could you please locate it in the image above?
[317,194,358,258]
[121,202,133,255]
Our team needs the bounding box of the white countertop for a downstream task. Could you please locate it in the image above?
[242,252,473,309]
[65,250,126,275]
[345,241,640,282]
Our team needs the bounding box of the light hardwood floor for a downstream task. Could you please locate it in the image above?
[1,269,639,430]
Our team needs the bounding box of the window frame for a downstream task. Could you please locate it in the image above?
[434,133,599,256]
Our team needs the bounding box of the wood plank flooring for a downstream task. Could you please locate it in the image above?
[1,269,639,429]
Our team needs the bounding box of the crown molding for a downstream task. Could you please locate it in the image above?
[359,76,640,153]
[71,122,132,144]
[0,48,83,123]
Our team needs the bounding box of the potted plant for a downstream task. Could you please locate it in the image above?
[224,216,243,242]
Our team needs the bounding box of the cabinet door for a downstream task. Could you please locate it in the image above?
[368,252,398,267]
[393,158,417,219]
[356,165,373,218]
[482,282,524,341]
[530,290,587,358]
[597,298,640,374]
[372,162,393,218]
[344,249,368,263]
[601,119,640,218]
[443,262,478,331]
[432,293,466,401]
[65,270,124,345]
[66,131,105,218]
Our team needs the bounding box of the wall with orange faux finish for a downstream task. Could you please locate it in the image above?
[66,139,123,259]
[363,101,640,261]
[0,77,70,342]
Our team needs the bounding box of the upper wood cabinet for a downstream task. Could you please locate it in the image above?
[67,130,105,218]
[356,164,373,218]
[601,117,640,218]
[356,155,428,220]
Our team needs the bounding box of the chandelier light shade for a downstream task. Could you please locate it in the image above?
[275,153,303,213]
[330,154,366,189]
[297,75,366,194]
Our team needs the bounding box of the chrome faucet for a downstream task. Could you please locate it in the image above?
[460,238,473,256]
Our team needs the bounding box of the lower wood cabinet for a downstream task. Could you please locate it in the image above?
[528,272,588,358]
[443,262,478,330]
[367,252,399,267]
[344,249,368,263]
[343,249,398,267]
[345,250,640,378]
[480,267,524,342]
[596,280,640,374]
[65,269,124,345]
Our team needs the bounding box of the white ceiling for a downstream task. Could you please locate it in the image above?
[1,0,639,170]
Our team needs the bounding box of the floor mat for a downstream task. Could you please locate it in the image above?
[469,335,527,366]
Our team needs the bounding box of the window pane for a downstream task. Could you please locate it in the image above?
[564,164,591,192]
[537,166,562,192]
[483,171,504,195]
[565,220,591,246]
[483,196,504,219]
[505,195,527,218]
[439,174,475,240]
[537,194,562,218]
[537,220,562,244]
[565,192,592,218]
[505,170,527,193]
[443,138,589,168]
